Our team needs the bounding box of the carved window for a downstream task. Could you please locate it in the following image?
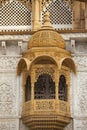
[58,75,67,101]
[25,75,31,101]
[34,74,55,99]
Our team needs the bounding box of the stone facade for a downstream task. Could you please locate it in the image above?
[0,0,87,130]
[0,33,87,130]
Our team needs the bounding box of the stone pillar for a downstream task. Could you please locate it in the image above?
[32,0,41,31]
[80,2,85,29]
[85,1,87,29]
[73,1,81,29]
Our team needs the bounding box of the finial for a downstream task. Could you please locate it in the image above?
[42,11,54,29]
[44,11,51,26]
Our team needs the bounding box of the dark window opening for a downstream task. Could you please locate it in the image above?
[34,74,55,99]
[25,75,31,101]
[58,75,67,101]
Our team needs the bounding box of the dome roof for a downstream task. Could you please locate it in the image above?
[28,12,66,49]
[28,30,66,49]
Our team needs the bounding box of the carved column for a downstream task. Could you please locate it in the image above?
[73,1,85,29]
[85,1,87,29]
[55,70,59,111]
[80,2,85,29]
[73,1,81,29]
[32,0,41,31]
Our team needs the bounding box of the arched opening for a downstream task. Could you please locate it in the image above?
[17,58,30,75]
[58,75,67,101]
[25,75,31,101]
[60,57,76,74]
[34,74,55,99]
[31,56,58,65]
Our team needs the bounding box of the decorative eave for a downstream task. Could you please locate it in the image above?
[0,29,87,35]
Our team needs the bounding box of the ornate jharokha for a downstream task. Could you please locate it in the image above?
[17,12,76,130]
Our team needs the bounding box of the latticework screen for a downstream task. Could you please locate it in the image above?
[0,0,72,32]
[1,0,31,31]
[42,0,72,30]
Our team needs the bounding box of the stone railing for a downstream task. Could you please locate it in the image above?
[22,99,70,116]
[34,99,55,111]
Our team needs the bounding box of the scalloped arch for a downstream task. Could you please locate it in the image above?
[60,57,76,74]
[17,58,31,75]
[28,55,58,70]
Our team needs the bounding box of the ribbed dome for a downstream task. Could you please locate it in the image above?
[28,29,66,49]
[28,11,66,49]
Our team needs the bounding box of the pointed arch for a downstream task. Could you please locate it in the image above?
[17,58,30,75]
[60,57,76,74]
[34,73,55,99]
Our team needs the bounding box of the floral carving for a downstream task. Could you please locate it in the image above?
[0,56,21,70]
[74,119,87,130]
[59,101,67,112]
[35,100,55,110]
[0,74,18,117]
[0,119,19,130]
[76,72,87,116]
[35,66,55,81]
[73,56,87,71]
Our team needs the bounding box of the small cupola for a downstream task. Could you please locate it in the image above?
[28,12,66,49]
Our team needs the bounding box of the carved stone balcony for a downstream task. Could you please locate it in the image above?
[22,99,71,130]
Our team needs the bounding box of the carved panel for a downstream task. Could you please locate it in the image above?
[71,55,87,117]
[34,100,55,111]
[0,119,19,130]
[35,66,55,81]
[73,56,87,71]
[0,73,19,117]
[74,119,87,130]
[59,101,67,112]
[76,72,87,116]
[0,56,21,70]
